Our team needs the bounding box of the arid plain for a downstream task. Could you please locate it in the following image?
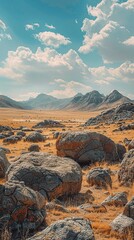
[0,108,134,240]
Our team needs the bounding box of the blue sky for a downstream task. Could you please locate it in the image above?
[0,0,133,100]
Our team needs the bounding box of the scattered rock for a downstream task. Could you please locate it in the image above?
[0,146,10,154]
[86,168,112,189]
[28,217,95,240]
[53,131,60,139]
[116,144,126,160]
[6,152,82,200]
[25,132,46,143]
[79,204,107,213]
[102,192,128,207]
[128,139,134,150]
[0,181,46,239]
[28,144,40,152]
[123,138,131,146]
[56,131,120,164]
[118,149,134,186]
[33,120,64,128]
[46,202,69,213]
[16,131,26,137]
[0,149,10,178]
[111,214,134,239]
[0,125,12,132]
[3,136,20,144]
[123,197,134,220]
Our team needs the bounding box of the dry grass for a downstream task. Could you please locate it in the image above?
[0,108,134,239]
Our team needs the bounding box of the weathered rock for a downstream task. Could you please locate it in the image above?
[3,136,20,144]
[6,152,82,200]
[56,131,120,164]
[128,139,134,150]
[53,131,60,139]
[0,125,12,133]
[0,150,10,178]
[111,214,134,239]
[102,192,128,207]
[28,144,40,152]
[28,217,95,240]
[123,197,134,220]
[25,132,46,143]
[0,146,10,154]
[46,202,69,213]
[0,181,46,239]
[86,168,112,189]
[118,149,134,186]
[33,120,64,128]
[116,144,126,160]
[79,203,107,213]
[16,131,26,137]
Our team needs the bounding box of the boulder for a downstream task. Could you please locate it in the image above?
[0,149,10,178]
[0,181,46,239]
[3,136,20,144]
[56,131,120,164]
[0,125,12,132]
[86,168,112,189]
[28,144,40,152]
[102,192,128,207]
[123,197,134,220]
[128,139,134,150]
[111,214,134,239]
[25,132,46,143]
[16,131,26,137]
[33,120,64,128]
[6,152,82,200]
[28,217,95,240]
[118,149,134,186]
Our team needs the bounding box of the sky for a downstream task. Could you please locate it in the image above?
[0,0,134,100]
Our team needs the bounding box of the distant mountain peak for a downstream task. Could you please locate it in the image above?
[104,90,124,104]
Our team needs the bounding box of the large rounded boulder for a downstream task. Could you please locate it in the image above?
[0,181,46,239]
[6,152,82,200]
[56,131,120,164]
[28,217,95,240]
[118,149,134,186]
[0,149,10,178]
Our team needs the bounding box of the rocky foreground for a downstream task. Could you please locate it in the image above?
[0,109,134,240]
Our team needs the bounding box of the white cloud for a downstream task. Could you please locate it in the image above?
[0,19,6,31]
[25,23,40,31]
[79,0,134,63]
[49,80,92,98]
[15,91,39,101]
[123,36,134,46]
[45,24,56,30]
[35,31,71,48]
[0,19,12,41]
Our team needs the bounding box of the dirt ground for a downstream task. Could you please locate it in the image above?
[0,108,134,239]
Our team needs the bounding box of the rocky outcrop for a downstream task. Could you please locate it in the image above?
[0,181,46,239]
[86,168,112,189]
[28,217,95,240]
[118,149,134,186]
[6,152,82,200]
[25,132,46,143]
[85,103,134,126]
[56,131,121,164]
[0,149,10,178]
[33,120,64,128]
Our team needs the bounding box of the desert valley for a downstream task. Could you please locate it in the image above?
[0,90,134,240]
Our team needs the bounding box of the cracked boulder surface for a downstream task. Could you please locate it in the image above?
[56,131,121,165]
[27,217,95,240]
[118,149,134,186]
[0,180,46,239]
[6,152,82,200]
[0,149,10,178]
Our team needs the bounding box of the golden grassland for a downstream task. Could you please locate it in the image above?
[0,108,134,240]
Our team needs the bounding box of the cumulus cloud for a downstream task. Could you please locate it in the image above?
[49,80,92,98]
[35,31,71,48]
[123,36,134,46]
[25,23,40,31]
[45,24,56,30]
[0,19,12,41]
[79,0,134,63]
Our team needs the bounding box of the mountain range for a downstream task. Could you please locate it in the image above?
[0,90,133,111]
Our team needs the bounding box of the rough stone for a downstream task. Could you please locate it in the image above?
[6,152,82,200]
[0,149,10,178]
[25,132,46,143]
[102,192,128,207]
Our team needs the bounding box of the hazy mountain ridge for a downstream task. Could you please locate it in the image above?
[0,90,133,110]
